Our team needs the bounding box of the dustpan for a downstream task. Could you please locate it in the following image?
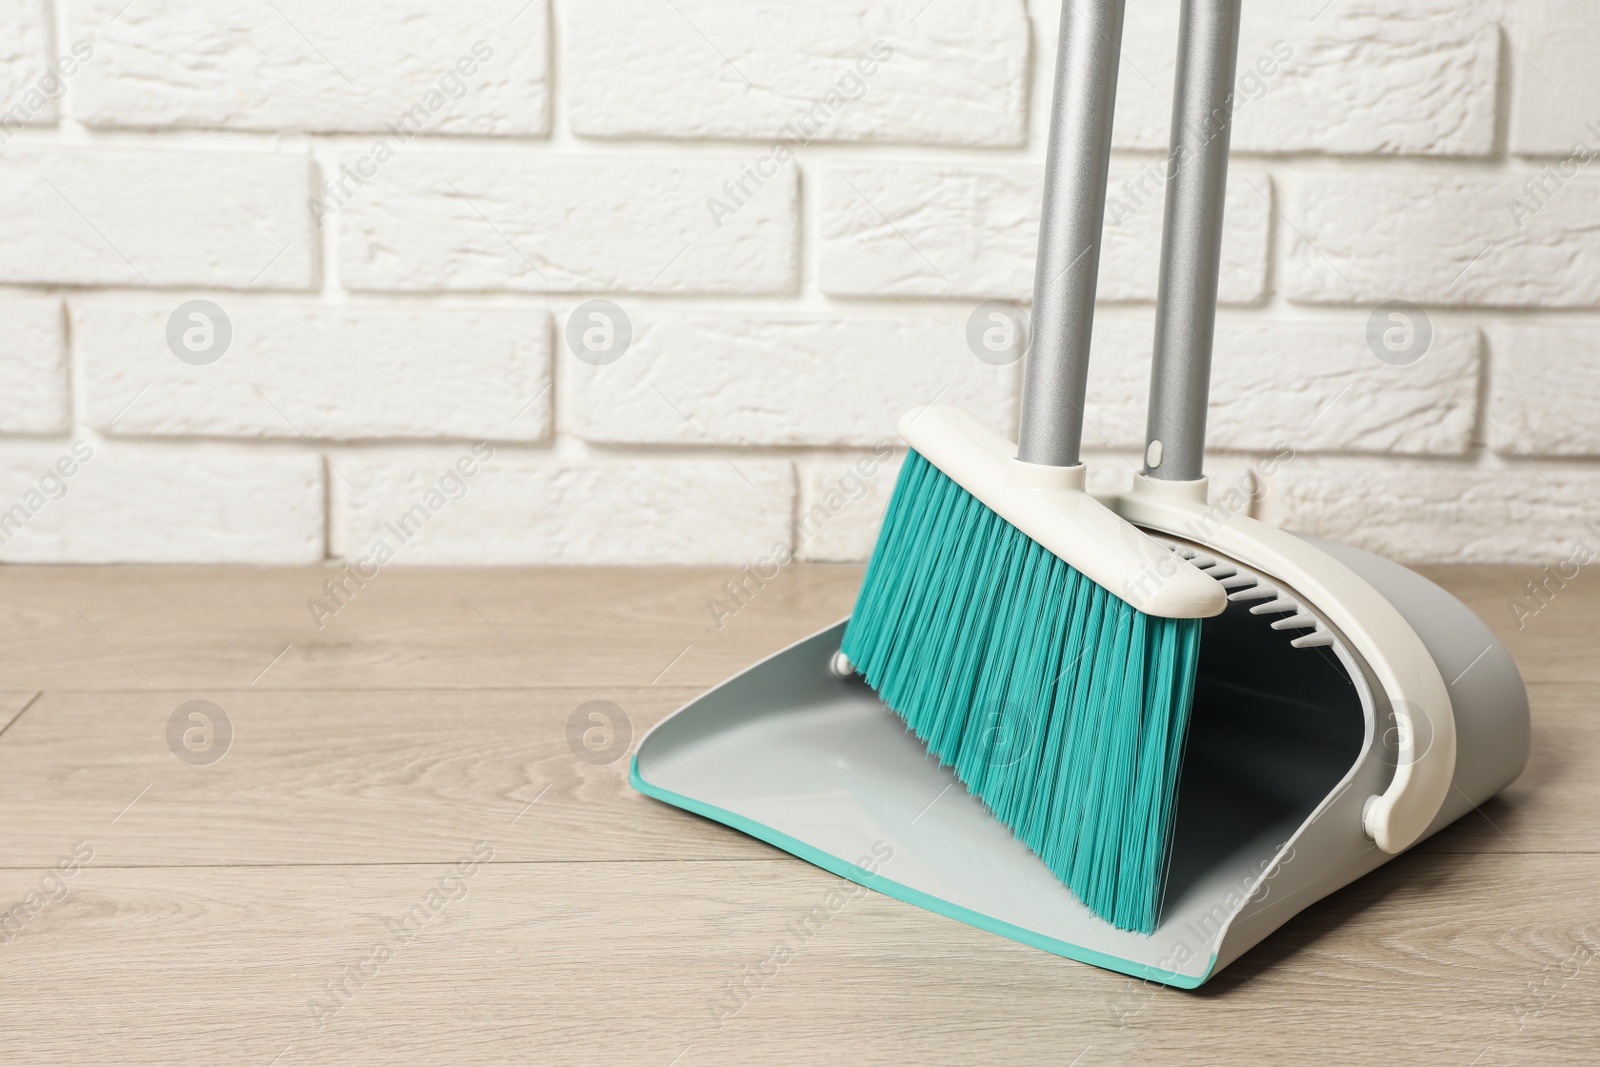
[632,0,1531,986]
[631,532,1529,986]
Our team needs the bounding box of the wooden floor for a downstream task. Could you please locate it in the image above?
[0,563,1593,1065]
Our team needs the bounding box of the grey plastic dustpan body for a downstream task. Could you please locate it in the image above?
[631,535,1529,987]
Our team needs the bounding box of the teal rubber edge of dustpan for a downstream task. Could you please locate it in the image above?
[628,762,1214,990]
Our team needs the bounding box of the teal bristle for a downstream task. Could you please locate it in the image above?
[842,449,1202,934]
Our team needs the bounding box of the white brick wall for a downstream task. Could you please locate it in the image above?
[1484,322,1600,458]
[1077,315,1482,456]
[1104,0,1499,156]
[1273,458,1600,565]
[564,312,1016,447]
[71,0,550,136]
[0,298,69,434]
[0,147,314,289]
[0,0,1594,565]
[76,303,551,441]
[566,0,1029,146]
[819,165,1269,304]
[336,154,797,294]
[794,448,905,563]
[1503,0,1600,158]
[1281,173,1600,308]
[0,1,54,131]
[330,448,794,566]
[0,441,323,564]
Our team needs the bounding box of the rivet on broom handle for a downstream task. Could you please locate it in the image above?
[1143,0,1244,483]
[1016,0,1129,471]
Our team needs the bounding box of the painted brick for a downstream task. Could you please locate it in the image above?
[793,449,903,563]
[565,312,1017,447]
[0,441,323,563]
[0,0,55,133]
[1486,322,1600,457]
[330,449,795,566]
[1270,458,1600,565]
[1281,172,1600,308]
[1205,319,1481,457]
[819,165,1269,305]
[567,0,1028,147]
[0,147,315,289]
[1504,0,1600,157]
[336,154,797,295]
[0,0,1579,568]
[1072,315,1481,456]
[1031,0,1497,156]
[76,302,550,442]
[70,0,549,135]
[0,298,68,434]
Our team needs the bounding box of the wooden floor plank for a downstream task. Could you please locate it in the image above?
[0,671,1580,870]
[0,562,1589,1064]
[0,688,770,868]
[0,853,1594,1066]
[0,691,40,737]
[0,564,1576,689]
[1414,564,1598,685]
[0,566,863,692]
[0,674,1584,869]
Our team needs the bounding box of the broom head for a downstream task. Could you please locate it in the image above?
[842,406,1226,933]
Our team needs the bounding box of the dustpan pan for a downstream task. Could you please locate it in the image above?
[632,0,1531,986]
[631,536,1529,987]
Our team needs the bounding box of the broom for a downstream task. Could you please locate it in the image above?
[841,0,1239,934]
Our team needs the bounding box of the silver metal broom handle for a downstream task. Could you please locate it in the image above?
[1142,0,1244,483]
[1016,0,1129,471]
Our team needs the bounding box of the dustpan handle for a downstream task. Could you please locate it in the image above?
[1142,0,1244,482]
[1016,0,1129,471]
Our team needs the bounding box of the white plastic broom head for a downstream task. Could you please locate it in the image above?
[900,405,1226,621]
